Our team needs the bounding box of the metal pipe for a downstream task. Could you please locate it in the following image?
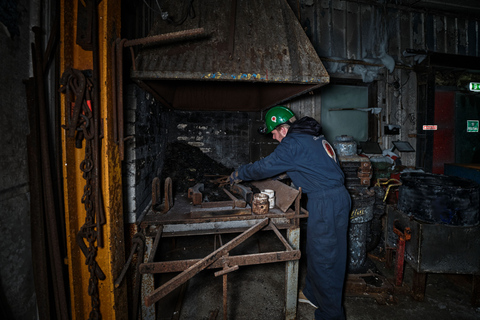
[90,1,106,250]
[116,38,127,161]
[111,40,118,144]
[32,27,69,320]
[123,28,206,47]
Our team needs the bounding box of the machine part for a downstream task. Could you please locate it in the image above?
[252,193,269,215]
[124,28,207,47]
[90,0,106,249]
[285,227,300,320]
[190,206,253,219]
[144,218,269,307]
[392,220,411,286]
[114,38,127,160]
[153,177,173,213]
[163,177,173,213]
[140,250,300,274]
[152,177,160,208]
[141,232,156,319]
[114,232,145,320]
[365,186,386,252]
[333,135,357,156]
[31,34,69,319]
[398,172,479,226]
[188,183,204,205]
[132,233,146,320]
[252,180,299,212]
[188,183,248,209]
[347,189,375,273]
[214,263,239,277]
[223,188,246,208]
[200,200,237,209]
[339,155,372,187]
[231,183,253,203]
[386,206,480,274]
[376,178,402,203]
[209,175,230,188]
[25,78,52,320]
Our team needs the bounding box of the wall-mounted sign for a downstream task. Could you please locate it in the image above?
[423,125,437,130]
[467,120,479,133]
[469,82,480,92]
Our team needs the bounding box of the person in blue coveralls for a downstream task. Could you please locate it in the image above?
[229,106,351,320]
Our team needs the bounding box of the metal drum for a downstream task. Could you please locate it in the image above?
[398,172,480,226]
[333,135,357,156]
[347,190,375,273]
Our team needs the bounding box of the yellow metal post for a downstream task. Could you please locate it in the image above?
[60,1,127,319]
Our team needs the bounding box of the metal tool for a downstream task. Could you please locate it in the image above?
[152,177,173,213]
[222,188,246,208]
[188,183,204,205]
[209,175,230,187]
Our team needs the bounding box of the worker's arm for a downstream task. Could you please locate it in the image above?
[236,137,297,181]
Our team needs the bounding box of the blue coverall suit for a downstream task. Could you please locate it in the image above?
[236,117,351,320]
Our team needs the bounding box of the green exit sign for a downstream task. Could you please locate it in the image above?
[469,82,480,92]
[467,120,479,133]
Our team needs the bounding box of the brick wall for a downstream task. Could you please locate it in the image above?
[124,85,277,222]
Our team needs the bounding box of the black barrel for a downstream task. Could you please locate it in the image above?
[347,190,375,273]
[398,172,480,226]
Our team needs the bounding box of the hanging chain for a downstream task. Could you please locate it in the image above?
[60,69,103,320]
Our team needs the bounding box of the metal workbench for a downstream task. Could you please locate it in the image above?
[138,182,307,320]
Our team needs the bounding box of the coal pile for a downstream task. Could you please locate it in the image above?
[161,142,233,194]
[161,142,260,202]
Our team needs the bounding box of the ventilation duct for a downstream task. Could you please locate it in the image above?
[131,0,329,111]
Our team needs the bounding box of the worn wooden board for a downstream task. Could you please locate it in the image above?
[252,180,299,213]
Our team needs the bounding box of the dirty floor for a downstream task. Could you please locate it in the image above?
[153,223,480,320]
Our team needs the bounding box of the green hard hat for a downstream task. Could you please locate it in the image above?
[264,106,296,133]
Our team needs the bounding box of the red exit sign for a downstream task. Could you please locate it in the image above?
[423,125,438,130]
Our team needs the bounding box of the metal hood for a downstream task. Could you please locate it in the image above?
[131,0,329,112]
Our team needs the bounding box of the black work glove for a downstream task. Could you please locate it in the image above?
[272,173,289,181]
[229,171,242,185]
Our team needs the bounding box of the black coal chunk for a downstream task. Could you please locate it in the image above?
[161,141,259,202]
[161,141,233,195]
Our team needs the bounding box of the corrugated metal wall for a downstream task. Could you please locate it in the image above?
[286,0,479,167]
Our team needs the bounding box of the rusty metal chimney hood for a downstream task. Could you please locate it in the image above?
[131,0,330,112]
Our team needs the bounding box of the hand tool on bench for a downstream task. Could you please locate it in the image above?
[222,188,246,208]
[188,183,204,205]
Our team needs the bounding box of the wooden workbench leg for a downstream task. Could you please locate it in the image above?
[285,227,300,320]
